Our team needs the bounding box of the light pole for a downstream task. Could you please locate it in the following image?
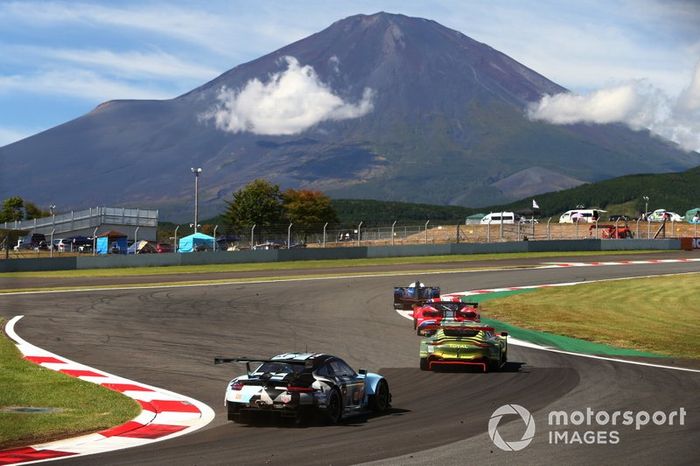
[191,167,202,233]
[642,195,649,219]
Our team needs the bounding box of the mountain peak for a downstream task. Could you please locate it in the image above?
[2,13,698,220]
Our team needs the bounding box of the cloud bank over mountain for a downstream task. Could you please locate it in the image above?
[203,56,374,135]
[528,61,700,152]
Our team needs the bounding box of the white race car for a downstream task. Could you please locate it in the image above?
[215,352,391,424]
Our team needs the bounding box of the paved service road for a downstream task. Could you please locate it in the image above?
[1,255,698,465]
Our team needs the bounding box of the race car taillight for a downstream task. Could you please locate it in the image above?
[287,385,315,393]
[230,382,244,391]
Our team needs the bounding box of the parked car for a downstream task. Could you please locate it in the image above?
[216,235,240,251]
[646,209,683,222]
[14,233,48,251]
[559,209,606,223]
[253,241,284,250]
[608,214,631,222]
[155,243,173,253]
[57,236,92,253]
[480,212,521,224]
[13,238,33,251]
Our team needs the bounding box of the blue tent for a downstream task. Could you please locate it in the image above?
[96,230,128,255]
[178,232,215,253]
[685,208,700,224]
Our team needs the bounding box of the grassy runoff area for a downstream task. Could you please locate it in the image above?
[481,273,700,359]
[0,320,140,449]
[0,249,670,280]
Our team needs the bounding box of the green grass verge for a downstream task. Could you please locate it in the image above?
[480,273,700,359]
[0,320,141,449]
[0,250,669,279]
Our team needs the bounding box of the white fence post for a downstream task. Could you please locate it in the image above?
[92,227,99,255]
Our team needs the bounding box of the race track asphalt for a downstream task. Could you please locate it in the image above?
[1,253,698,465]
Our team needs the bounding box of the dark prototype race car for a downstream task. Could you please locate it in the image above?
[393,280,440,310]
[215,353,391,424]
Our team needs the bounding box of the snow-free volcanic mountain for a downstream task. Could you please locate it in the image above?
[2,12,698,219]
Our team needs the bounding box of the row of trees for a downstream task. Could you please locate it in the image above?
[222,179,338,241]
[0,197,50,223]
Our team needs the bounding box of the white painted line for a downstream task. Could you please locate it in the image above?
[508,337,700,374]
[3,257,698,297]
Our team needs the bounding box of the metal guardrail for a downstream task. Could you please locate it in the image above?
[2,207,158,236]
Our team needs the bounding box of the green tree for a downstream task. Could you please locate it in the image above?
[24,202,49,220]
[283,189,338,241]
[0,197,24,223]
[223,179,284,236]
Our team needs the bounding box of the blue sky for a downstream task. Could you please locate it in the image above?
[1,0,699,147]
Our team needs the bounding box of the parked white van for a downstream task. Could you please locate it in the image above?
[480,212,521,224]
[559,209,606,223]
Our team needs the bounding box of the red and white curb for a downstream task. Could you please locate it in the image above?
[540,257,700,268]
[0,316,215,465]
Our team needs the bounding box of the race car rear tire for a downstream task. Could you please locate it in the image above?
[369,380,390,412]
[325,389,343,424]
[227,402,241,422]
[292,408,310,427]
[419,358,429,371]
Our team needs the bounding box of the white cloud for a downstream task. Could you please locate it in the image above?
[0,1,304,60]
[45,49,219,81]
[204,56,374,135]
[527,62,700,152]
[527,83,668,127]
[0,70,172,101]
[0,44,219,82]
[1,2,229,54]
[677,62,700,113]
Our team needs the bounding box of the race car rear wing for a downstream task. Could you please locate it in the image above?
[214,357,312,375]
[441,325,495,332]
[393,286,440,300]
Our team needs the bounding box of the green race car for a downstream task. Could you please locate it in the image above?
[419,321,508,372]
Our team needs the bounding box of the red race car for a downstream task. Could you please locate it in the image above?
[413,299,480,335]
